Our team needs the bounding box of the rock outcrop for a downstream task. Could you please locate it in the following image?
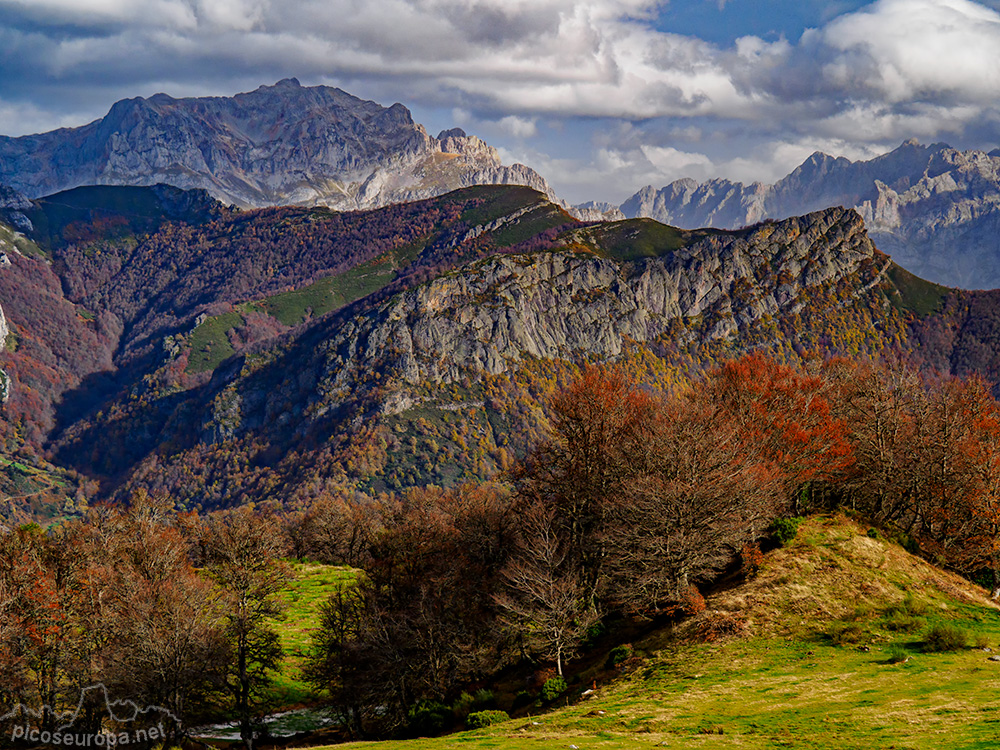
[300,206,879,415]
[0,79,559,211]
[620,140,1000,289]
[0,184,32,232]
[570,201,627,222]
[0,304,10,404]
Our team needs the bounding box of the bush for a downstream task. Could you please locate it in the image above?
[886,644,910,664]
[452,691,475,717]
[407,700,452,736]
[975,633,991,650]
[884,612,926,633]
[923,623,968,652]
[867,527,880,539]
[830,621,866,645]
[741,542,765,578]
[466,710,510,729]
[540,676,567,702]
[584,621,607,647]
[772,517,803,546]
[680,585,706,616]
[606,643,633,669]
[884,595,927,632]
[453,688,496,717]
[472,688,496,708]
[901,592,928,616]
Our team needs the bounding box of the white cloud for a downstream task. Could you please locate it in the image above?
[7,0,999,125]
[496,115,538,138]
[2,0,1000,201]
[820,0,1000,102]
[639,145,713,176]
[0,98,92,136]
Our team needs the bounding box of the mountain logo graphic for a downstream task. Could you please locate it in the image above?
[1,684,179,747]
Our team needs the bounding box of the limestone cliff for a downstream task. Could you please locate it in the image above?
[219,206,882,428]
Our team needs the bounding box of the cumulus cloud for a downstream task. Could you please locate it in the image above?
[3,0,998,124]
[821,0,1000,103]
[0,0,999,201]
[496,115,539,138]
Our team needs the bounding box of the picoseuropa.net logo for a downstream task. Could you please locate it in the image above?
[1,684,178,747]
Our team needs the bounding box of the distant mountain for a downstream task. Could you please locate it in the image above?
[620,140,1000,289]
[0,79,557,211]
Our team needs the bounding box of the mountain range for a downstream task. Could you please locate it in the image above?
[619,139,1000,289]
[5,81,1000,289]
[2,81,1000,520]
[0,78,556,213]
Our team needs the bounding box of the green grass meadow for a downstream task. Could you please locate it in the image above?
[268,562,356,705]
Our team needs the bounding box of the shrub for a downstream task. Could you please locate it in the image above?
[886,644,910,664]
[452,691,475,717]
[453,688,496,717]
[466,710,510,729]
[772,517,803,546]
[902,592,928,616]
[884,596,927,632]
[741,542,765,578]
[884,612,926,633]
[540,676,567,702]
[680,585,706,616]
[851,603,875,621]
[692,612,749,642]
[407,700,451,736]
[975,633,991,650]
[606,644,633,669]
[867,527,880,539]
[923,623,968,652]
[472,688,496,708]
[830,621,866,645]
[584,621,607,647]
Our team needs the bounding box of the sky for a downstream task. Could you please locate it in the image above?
[1,0,1000,204]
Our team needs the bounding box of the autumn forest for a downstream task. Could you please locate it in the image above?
[4,351,1000,744]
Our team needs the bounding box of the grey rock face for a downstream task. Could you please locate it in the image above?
[620,140,1000,289]
[0,184,33,232]
[0,80,559,211]
[0,303,9,404]
[306,207,878,414]
[0,303,8,351]
[571,201,627,222]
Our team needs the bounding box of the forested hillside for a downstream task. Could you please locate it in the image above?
[1,183,1000,520]
[6,356,1000,746]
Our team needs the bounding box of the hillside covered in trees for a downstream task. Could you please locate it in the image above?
[6,356,1000,746]
[2,183,1000,523]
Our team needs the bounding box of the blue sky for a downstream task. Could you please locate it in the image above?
[654,1,870,45]
[1,0,1000,204]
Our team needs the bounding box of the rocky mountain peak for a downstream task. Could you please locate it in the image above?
[0,81,559,212]
[620,140,1000,289]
